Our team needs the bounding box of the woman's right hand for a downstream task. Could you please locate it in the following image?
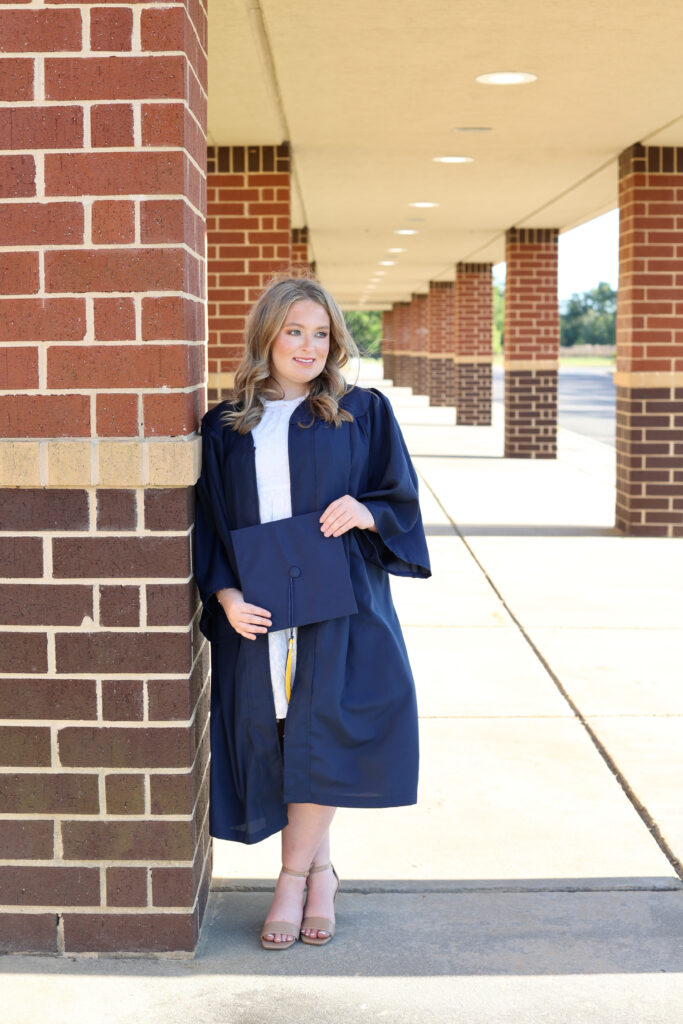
[215,587,272,640]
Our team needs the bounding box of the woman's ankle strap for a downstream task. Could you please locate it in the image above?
[308,861,332,874]
[281,865,310,878]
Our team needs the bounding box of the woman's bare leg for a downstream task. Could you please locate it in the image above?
[262,802,337,944]
[300,824,338,940]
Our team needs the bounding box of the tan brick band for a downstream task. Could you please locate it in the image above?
[503,359,559,371]
[614,371,683,388]
[0,439,202,488]
[207,371,236,392]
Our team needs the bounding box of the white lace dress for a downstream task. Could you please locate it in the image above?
[251,393,307,719]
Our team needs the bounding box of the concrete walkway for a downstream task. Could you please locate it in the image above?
[4,364,683,1024]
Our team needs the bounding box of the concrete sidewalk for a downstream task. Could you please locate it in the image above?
[4,365,683,1024]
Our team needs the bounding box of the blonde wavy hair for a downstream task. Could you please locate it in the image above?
[219,274,360,434]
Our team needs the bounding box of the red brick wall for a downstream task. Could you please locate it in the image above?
[503,229,559,457]
[206,144,291,403]
[454,263,493,425]
[427,280,455,407]
[0,1,210,954]
[291,225,309,270]
[615,143,683,535]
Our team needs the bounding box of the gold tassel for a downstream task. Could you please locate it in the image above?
[284,634,294,703]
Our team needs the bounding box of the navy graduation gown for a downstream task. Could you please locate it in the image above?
[193,385,431,844]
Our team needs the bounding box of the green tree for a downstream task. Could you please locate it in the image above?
[560,281,616,347]
[493,281,505,353]
[344,310,382,358]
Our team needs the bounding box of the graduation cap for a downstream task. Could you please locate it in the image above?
[229,510,359,702]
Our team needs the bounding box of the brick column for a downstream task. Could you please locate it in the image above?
[206,143,291,405]
[291,225,309,272]
[413,292,429,396]
[381,308,394,381]
[406,293,420,391]
[503,230,559,457]
[427,281,456,406]
[454,263,494,425]
[0,2,209,954]
[393,300,410,386]
[615,144,683,536]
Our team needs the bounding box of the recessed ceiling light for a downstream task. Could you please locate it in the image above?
[379,261,395,266]
[452,126,492,132]
[395,229,418,235]
[432,156,474,164]
[476,71,537,85]
[387,248,405,253]
[409,202,439,208]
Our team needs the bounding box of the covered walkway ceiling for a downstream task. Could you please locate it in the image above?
[208,0,683,309]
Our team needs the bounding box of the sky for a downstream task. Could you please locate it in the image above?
[492,208,620,307]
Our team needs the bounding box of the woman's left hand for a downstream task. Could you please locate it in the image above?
[320,495,377,537]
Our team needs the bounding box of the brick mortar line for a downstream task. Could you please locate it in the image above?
[0,532,194,539]
[17,47,210,86]
[0,142,208,182]
[415,468,683,882]
[0,241,206,256]
[0,192,207,223]
[0,386,205,397]
[1,625,193,632]
[0,905,204,913]
[0,728,200,735]
[0,671,196,679]
[0,815,198,822]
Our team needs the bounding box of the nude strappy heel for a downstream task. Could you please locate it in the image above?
[260,865,309,950]
[300,861,340,946]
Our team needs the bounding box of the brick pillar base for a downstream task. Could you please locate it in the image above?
[414,358,429,395]
[504,368,558,456]
[429,357,456,406]
[455,362,493,423]
[614,144,683,536]
[503,231,559,457]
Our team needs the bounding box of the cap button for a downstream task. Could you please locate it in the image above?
[288,565,301,579]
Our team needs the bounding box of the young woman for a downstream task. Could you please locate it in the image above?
[194,275,431,950]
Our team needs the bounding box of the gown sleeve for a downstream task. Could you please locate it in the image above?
[354,387,432,579]
[193,413,240,640]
